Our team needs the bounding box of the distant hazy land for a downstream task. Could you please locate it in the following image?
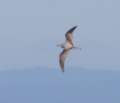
[0,68,120,103]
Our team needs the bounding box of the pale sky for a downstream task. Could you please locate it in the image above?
[0,0,120,70]
[0,1,120,103]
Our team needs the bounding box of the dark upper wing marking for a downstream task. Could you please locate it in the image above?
[66,26,77,34]
[65,26,77,45]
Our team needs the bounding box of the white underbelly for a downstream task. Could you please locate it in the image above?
[64,42,72,49]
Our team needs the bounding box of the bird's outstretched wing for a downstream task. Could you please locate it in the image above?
[65,26,77,45]
[59,49,70,72]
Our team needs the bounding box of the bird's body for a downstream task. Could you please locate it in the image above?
[57,26,80,72]
[64,41,73,49]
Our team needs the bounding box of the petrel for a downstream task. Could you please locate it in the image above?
[57,26,81,72]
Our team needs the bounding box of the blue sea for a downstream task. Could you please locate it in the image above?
[0,68,120,103]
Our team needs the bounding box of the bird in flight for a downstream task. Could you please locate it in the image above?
[57,26,81,72]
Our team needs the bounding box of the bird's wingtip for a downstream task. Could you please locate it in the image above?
[67,26,78,33]
[62,69,64,72]
[74,25,78,28]
[61,67,64,72]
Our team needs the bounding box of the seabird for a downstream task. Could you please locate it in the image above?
[57,26,81,72]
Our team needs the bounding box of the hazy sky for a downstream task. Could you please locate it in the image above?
[0,0,120,70]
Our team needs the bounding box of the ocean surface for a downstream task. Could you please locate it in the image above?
[0,68,120,103]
